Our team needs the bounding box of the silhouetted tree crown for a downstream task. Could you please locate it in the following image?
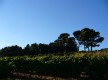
[73,28,104,51]
[54,33,77,52]
[0,45,22,56]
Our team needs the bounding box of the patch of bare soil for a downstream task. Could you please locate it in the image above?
[12,72,91,80]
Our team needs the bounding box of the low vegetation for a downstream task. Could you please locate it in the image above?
[0,50,108,79]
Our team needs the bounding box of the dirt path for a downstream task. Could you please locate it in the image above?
[13,72,79,80]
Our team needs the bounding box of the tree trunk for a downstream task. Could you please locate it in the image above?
[91,46,92,51]
[88,47,89,51]
[84,45,86,51]
[77,46,79,51]
[77,44,80,51]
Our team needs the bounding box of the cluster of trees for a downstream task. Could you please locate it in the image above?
[0,28,104,56]
[73,28,104,51]
[0,34,77,56]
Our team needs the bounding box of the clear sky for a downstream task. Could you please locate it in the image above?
[0,0,108,50]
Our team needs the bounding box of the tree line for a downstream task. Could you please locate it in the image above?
[0,28,104,56]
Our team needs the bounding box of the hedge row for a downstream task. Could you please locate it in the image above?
[0,53,108,79]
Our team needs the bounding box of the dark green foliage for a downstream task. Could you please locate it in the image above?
[0,42,77,56]
[88,56,108,79]
[23,43,40,55]
[73,28,104,51]
[0,53,108,79]
[0,57,15,77]
[0,45,23,56]
[53,33,77,52]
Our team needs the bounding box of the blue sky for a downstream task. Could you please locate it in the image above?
[0,0,108,50]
